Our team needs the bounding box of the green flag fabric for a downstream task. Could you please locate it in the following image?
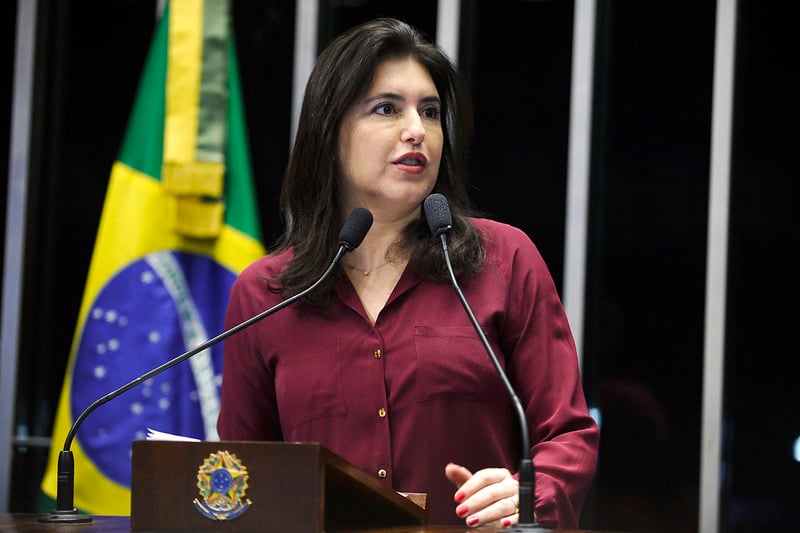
[40,0,265,514]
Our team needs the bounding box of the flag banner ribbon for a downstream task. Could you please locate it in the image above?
[163,0,229,238]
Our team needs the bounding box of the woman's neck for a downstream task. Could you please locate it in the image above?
[344,219,407,273]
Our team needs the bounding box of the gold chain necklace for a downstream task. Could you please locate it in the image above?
[343,258,395,276]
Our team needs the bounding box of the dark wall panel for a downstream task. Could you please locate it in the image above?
[582,2,715,532]
[723,1,800,531]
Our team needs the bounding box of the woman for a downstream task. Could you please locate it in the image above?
[218,17,599,529]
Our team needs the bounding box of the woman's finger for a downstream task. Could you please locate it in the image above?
[444,462,473,489]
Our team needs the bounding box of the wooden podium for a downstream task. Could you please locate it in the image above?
[130,440,427,532]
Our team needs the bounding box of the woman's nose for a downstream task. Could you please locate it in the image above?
[400,112,426,146]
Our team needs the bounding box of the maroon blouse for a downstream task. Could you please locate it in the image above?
[217,218,599,528]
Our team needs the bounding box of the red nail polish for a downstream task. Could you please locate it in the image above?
[456,505,468,517]
[467,516,479,527]
[502,518,512,528]
[454,490,465,503]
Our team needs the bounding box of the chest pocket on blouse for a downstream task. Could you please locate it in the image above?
[414,325,498,402]
[275,345,346,430]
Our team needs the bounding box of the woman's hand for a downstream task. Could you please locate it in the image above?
[445,462,520,528]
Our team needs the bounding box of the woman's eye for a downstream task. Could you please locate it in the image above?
[374,103,396,115]
[421,106,440,119]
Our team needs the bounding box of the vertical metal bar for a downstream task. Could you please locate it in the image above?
[1,0,38,513]
[436,0,460,65]
[700,1,737,532]
[563,0,596,372]
[291,0,318,147]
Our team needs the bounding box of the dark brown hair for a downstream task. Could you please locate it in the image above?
[272,17,484,302]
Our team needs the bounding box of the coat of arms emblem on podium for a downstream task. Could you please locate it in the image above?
[193,450,252,520]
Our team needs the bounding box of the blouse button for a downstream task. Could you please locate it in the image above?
[378,407,387,417]
[377,468,387,478]
[374,349,382,359]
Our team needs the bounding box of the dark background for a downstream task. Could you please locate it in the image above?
[2,1,797,532]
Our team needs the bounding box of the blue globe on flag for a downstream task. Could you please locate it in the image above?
[71,250,235,487]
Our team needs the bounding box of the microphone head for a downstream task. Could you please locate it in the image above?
[424,193,453,237]
[339,207,373,250]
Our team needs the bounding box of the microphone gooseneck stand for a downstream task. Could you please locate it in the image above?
[41,208,374,524]
[424,193,545,531]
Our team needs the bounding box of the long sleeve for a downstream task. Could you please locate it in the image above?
[489,219,599,529]
[217,257,284,441]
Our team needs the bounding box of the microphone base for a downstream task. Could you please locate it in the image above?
[507,522,549,532]
[38,509,93,524]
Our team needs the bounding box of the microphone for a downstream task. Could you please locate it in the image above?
[41,208,374,524]
[423,193,543,531]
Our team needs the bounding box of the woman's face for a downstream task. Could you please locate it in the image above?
[337,57,443,221]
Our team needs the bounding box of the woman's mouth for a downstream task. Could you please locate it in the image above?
[393,152,428,174]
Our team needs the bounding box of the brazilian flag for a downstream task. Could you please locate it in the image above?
[40,0,265,515]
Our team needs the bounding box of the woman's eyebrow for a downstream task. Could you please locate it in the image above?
[363,92,441,105]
